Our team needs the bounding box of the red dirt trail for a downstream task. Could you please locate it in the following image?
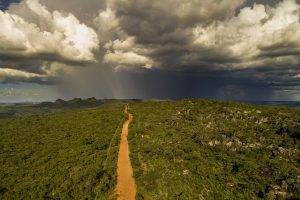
[116,105,136,200]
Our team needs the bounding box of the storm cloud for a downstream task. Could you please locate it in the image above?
[0,0,99,82]
[0,0,300,100]
[101,0,300,71]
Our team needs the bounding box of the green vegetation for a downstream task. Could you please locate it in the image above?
[129,99,300,199]
[1,99,299,199]
[0,103,125,199]
[0,98,138,118]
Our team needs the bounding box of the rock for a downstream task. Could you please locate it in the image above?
[226,141,233,147]
[266,185,281,193]
[277,191,288,198]
[278,147,285,154]
[86,97,97,102]
[183,170,190,175]
[55,99,65,104]
[234,138,242,146]
[227,182,234,187]
[68,98,82,104]
[255,142,261,148]
[258,118,268,124]
[206,122,212,128]
[214,140,221,145]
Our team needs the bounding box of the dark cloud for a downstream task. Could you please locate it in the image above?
[104,0,300,77]
[0,0,21,11]
[243,0,300,7]
[61,66,298,101]
[0,74,56,84]
[1,0,300,100]
[40,0,106,22]
[111,0,243,38]
[0,0,99,83]
[106,0,244,70]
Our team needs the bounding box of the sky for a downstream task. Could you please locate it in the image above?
[1,0,300,102]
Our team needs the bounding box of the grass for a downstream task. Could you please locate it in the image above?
[0,103,125,199]
[128,99,300,199]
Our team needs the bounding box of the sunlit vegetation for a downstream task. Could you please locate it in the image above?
[0,103,124,199]
[129,99,300,199]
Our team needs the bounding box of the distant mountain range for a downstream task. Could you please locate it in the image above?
[0,98,141,118]
[244,101,300,108]
[1,99,300,109]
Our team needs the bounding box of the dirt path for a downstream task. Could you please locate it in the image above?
[116,105,136,200]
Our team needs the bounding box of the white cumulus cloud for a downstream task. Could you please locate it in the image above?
[0,0,99,63]
[104,51,153,70]
[192,0,300,68]
[0,0,100,83]
[0,68,47,82]
[103,37,154,70]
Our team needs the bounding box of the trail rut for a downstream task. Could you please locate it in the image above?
[116,105,136,200]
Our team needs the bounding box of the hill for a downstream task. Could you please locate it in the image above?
[129,99,300,199]
[0,99,299,199]
[0,102,125,199]
[0,98,141,118]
